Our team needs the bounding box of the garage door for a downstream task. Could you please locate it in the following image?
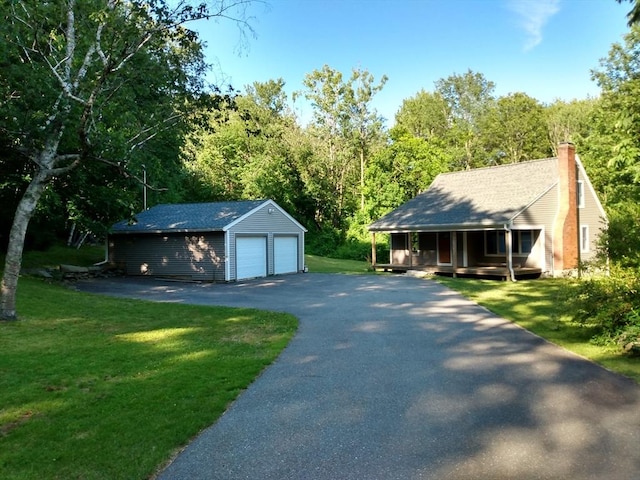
[236,236,267,280]
[274,236,299,275]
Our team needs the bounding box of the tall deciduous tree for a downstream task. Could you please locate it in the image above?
[364,127,450,221]
[435,69,496,169]
[545,98,598,155]
[479,92,549,164]
[394,89,450,140]
[0,0,253,320]
[299,65,386,226]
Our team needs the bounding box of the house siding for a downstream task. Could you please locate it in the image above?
[227,202,305,281]
[577,168,606,262]
[513,185,558,274]
[109,232,225,281]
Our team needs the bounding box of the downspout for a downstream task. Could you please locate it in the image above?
[505,224,516,282]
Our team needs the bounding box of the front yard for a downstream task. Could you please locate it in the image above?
[0,248,297,480]
[436,276,640,383]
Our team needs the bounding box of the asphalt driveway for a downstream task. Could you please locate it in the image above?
[75,273,640,479]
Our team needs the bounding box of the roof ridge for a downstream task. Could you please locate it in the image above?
[437,157,556,177]
[149,199,266,208]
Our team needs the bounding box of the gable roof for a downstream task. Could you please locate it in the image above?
[369,158,559,232]
[111,200,268,234]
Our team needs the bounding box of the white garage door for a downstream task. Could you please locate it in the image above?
[236,236,267,280]
[274,236,299,275]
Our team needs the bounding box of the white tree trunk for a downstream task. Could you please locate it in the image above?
[1,171,50,320]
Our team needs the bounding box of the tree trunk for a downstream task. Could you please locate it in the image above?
[1,170,50,320]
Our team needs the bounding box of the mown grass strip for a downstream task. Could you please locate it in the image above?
[436,276,640,383]
[305,254,372,274]
[0,276,297,480]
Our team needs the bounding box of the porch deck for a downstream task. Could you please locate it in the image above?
[373,263,542,280]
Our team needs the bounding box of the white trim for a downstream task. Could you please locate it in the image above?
[581,225,590,253]
[576,155,607,222]
[224,231,231,281]
[462,232,468,267]
[577,180,585,208]
[223,199,307,233]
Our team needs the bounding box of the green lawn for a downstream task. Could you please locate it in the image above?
[0,246,297,480]
[305,254,372,273]
[3,247,638,478]
[436,276,640,383]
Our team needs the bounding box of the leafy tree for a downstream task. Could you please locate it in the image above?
[364,127,450,221]
[591,25,640,183]
[434,69,496,169]
[617,0,640,25]
[479,92,550,164]
[545,98,598,155]
[394,89,450,141]
[299,65,387,226]
[343,68,388,210]
[0,0,253,320]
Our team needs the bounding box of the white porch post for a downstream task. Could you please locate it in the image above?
[452,231,458,278]
[371,232,377,267]
[505,226,515,282]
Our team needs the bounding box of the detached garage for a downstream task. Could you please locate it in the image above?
[108,199,306,281]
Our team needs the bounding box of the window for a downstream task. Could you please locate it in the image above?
[485,231,506,255]
[577,180,585,208]
[486,230,534,255]
[581,225,589,253]
[518,231,533,254]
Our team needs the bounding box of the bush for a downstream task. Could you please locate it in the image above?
[572,265,640,353]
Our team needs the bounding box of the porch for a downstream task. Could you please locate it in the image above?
[370,229,545,281]
[373,263,543,280]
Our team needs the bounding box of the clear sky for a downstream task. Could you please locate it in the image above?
[194,0,631,126]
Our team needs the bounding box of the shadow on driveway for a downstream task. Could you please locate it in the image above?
[76,274,640,480]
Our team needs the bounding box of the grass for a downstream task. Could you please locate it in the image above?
[305,254,372,274]
[15,244,106,270]
[0,246,298,479]
[436,276,640,383]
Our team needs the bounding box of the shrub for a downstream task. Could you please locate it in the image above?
[572,265,640,353]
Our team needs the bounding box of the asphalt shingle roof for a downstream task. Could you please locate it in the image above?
[369,158,558,231]
[111,200,267,233]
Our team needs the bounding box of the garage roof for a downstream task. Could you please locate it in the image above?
[111,200,270,234]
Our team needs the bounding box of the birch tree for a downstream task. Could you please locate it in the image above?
[0,0,253,320]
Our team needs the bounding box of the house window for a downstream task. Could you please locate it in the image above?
[577,180,585,208]
[487,230,534,256]
[391,233,408,251]
[581,225,589,253]
[513,230,533,254]
[485,231,506,255]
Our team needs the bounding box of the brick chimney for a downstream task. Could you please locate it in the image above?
[553,142,579,272]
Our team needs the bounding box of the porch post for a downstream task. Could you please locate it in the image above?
[505,227,515,282]
[371,232,377,267]
[452,231,458,278]
[408,233,413,268]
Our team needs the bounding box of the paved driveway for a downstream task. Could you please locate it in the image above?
[76,274,640,479]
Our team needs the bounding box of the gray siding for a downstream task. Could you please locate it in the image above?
[227,203,305,281]
[513,185,558,273]
[577,169,607,262]
[109,233,225,281]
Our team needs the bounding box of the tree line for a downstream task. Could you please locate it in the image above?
[1,0,640,324]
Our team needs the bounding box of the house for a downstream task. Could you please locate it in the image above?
[109,199,306,281]
[368,142,607,280]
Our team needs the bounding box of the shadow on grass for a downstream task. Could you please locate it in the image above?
[0,277,297,480]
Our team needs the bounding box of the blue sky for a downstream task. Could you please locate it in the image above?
[194,0,630,126]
